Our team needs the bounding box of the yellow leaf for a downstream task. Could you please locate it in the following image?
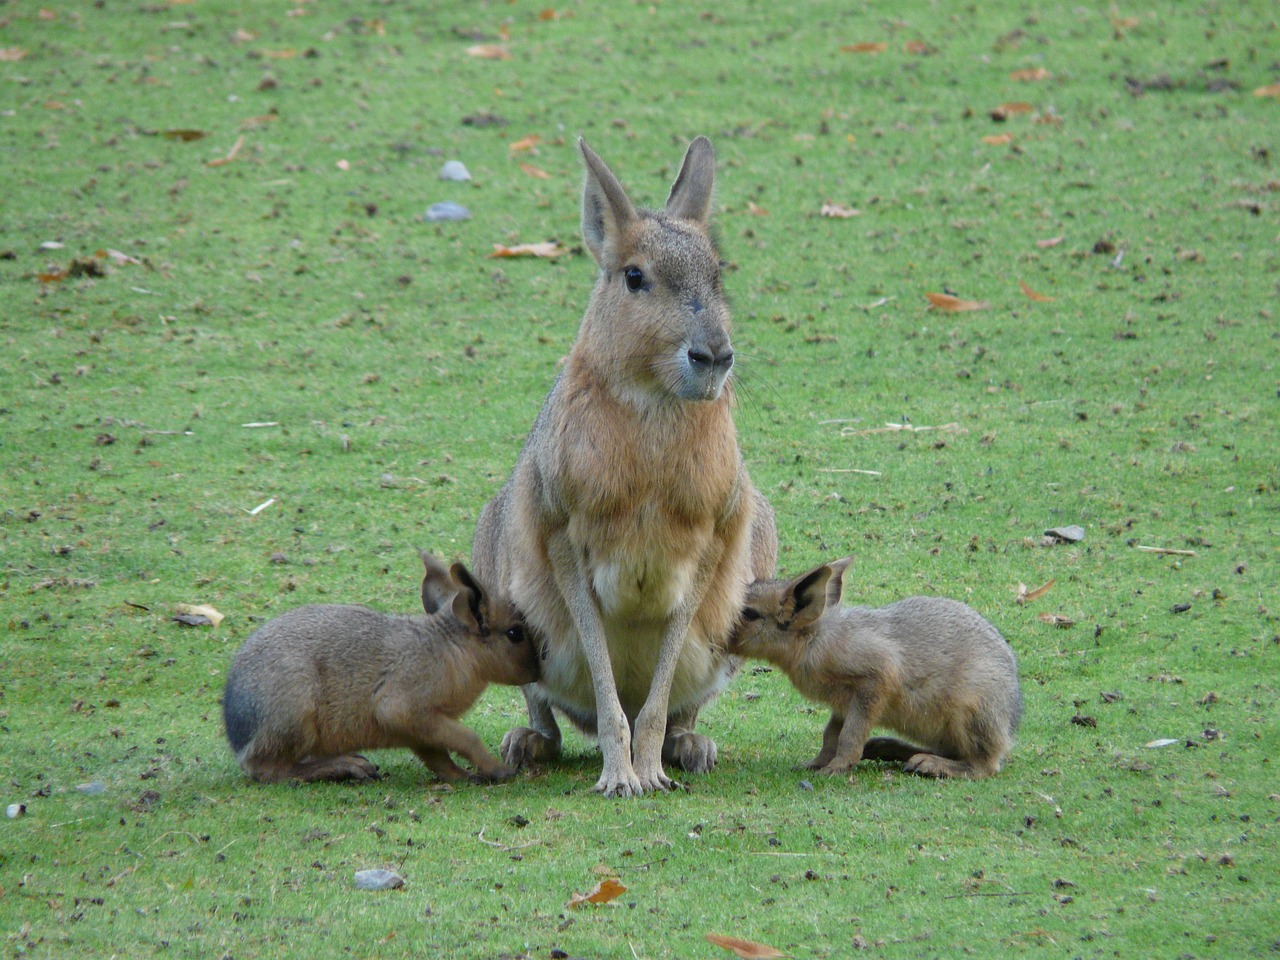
[467,44,512,60]
[490,242,566,259]
[1018,280,1053,302]
[1010,67,1051,82]
[841,42,887,54]
[820,202,860,218]
[705,934,788,959]
[175,603,225,628]
[566,878,626,909]
[925,292,988,312]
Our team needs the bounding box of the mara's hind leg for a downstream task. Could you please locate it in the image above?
[241,752,379,783]
[799,714,844,770]
[902,713,1010,780]
[662,705,718,774]
[413,747,485,784]
[861,736,927,763]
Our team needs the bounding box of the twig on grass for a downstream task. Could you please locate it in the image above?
[840,422,966,437]
[1135,545,1197,557]
[942,891,1034,899]
[817,468,882,476]
[475,828,541,852]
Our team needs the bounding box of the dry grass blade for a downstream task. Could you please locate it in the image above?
[841,42,887,54]
[706,933,788,959]
[1019,280,1054,302]
[1016,578,1055,605]
[466,44,511,60]
[925,292,988,312]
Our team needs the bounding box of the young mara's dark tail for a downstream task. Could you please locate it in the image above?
[222,672,258,755]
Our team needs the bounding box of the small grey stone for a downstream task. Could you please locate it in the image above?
[76,781,106,795]
[798,779,814,792]
[6,803,26,818]
[424,201,471,222]
[354,868,404,891]
[1044,525,1085,543]
[439,160,471,182]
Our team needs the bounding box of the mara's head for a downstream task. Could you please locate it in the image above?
[727,558,852,659]
[419,551,540,686]
[577,136,733,404]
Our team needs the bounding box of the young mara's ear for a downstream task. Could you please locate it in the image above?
[448,561,488,634]
[579,137,637,266]
[419,549,456,615]
[664,135,716,225]
[824,557,853,608]
[789,563,833,630]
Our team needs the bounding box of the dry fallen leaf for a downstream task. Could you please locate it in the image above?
[996,101,1035,115]
[841,42,887,54]
[518,162,550,179]
[706,934,788,959]
[566,878,626,909]
[162,129,208,142]
[1019,280,1053,302]
[207,134,246,168]
[508,133,541,153]
[746,200,769,216]
[1010,67,1052,82]
[1038,612,1075,628]
[241,113,278,130]
[490,242,566,259]
[1253,83,1280,99]
[261,48,298,60]
[982,133,1014,146]
[1036,236,1063,249]
[467,43,512,60]
[903,39,934,55]
[1016,578,1055,605]
[100,248,143,266]
[925,292,988,312]
[175,603,224,628]
[820,202,860,218]
[0,47,28,62]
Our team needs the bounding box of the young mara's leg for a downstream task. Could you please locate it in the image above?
[662,705,718,774]
[501,685,564,767]
[861,737,926,763]
[416,715,516,783]
[818,682,889,775]
[800,713,844,770]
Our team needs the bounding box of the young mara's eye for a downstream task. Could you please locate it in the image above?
[505,625,527,644]
[741,608,762,622]
[623,266,645,292]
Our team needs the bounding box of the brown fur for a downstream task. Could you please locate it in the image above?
[728,559,1022,779]
[472,136,777,796]
[222,552,538,784]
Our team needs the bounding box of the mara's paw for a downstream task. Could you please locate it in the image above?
[298,754,380,782]
[593,762,644,799]
[663,731,718,774]
[470,763,518,785]
[500,726,561,767]
[904,753,972,779]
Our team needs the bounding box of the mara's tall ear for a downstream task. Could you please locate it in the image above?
[448,561,488,634]
[419,549,456,615]
[579,138,637,265]
[824,557,852,609]
[664,135,715,225]
[788,563,833,630]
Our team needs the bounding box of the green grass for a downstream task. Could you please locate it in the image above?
[2,1,1278,957]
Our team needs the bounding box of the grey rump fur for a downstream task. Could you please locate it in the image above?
[222,551,537,784]
[729,558,1022,779]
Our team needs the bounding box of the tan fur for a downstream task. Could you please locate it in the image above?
[728,559,1022,779]
[222,552,538,785]
[472,136,777,796]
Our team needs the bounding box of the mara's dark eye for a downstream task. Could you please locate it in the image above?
[505,625,526,644]
[623,266,644,292]
[741,608,762,622]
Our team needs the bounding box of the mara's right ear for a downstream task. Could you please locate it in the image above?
[788,563,833,630]
[419,549,456,615]
[448,561,488,635]
[824,557,852,609]
[579,137,637,266]
[664,135,716,225]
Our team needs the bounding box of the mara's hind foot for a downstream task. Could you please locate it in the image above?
[903,752,994,780]
[662,730,718,774]
[288,754,381,782]
[861,736,927,764]
[500,726,562,768]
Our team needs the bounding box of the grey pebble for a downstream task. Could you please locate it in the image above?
[439,160,471,182]
[798,779,815,792]
[6,803,25,819]
[424,201,471,222]
[354,868,405,891]
[76,781,106,795]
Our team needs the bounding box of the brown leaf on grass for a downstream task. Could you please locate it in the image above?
[0,47,28,62]
[982,133,1013,145]
[1019,280,1053,302]
[566,878,626,909]
[1010,67,1051,82]
[705,934,788,959]
[99,248,143,265]
[997,101,1034,115]
[746,200,769,216]
[467,43,512,60]
[1253,83,1280,99]
[841,42,887,54]
[231,28,257,44]
[518,162,550,179]
[261,48,298,59]
[207,135,246,167]
[1038,612,1075,628]
[539,8,573,19]
[1016,578,1055,605]
[38,8,57,20]
[904,40,935,55]
[241,113,278,129]
[820,202,860,218]
[508,133,541,152]
[490,241,566,259]
[1036,236,1063,248]
[925,292,988,312]
[162,129,208,142]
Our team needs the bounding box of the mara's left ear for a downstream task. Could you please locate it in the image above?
[824,557,852,609]
[419,549,456,615]
[788,562,833,629]
[448,561,488,634]
[664,135,715,225]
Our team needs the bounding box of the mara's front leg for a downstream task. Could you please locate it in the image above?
[630,611,689,793]
[549,532,641,798]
